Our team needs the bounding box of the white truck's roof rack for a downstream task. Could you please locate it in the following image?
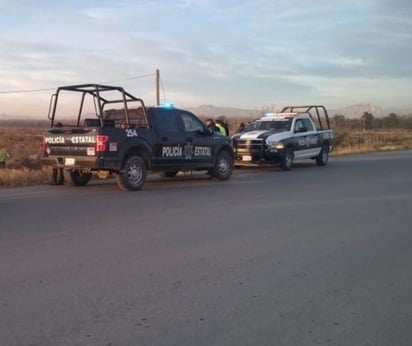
[280,105,330,130]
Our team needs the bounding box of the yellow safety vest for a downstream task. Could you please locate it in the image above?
[215,123,226,135]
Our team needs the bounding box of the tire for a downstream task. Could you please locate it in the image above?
[161,171,178,178]
[116,155,146,191]
[50,168,64,185]
[208,150,233,180]
[64,170,92,186]
[316,144,329,166]
[280,148,294,171]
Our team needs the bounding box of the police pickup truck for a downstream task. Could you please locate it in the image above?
[231,105,333,170]
[41,84,234,191]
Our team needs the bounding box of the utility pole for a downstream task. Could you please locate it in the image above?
[156,69,160,106]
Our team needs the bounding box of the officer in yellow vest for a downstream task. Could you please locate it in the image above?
[215,121,226,135]
[216,117,229,136]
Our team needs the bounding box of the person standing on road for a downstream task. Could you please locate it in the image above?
[205,118,219,133]
[216,116,229,136]
[236,122,246,133]
[214,120,227,135]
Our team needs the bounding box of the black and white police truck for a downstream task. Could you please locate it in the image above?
[41,84,234,191]
[231,105,334,170]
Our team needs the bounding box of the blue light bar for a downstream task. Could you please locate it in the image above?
[159,103,175,108]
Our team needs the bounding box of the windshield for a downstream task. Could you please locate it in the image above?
[243,119,291,132]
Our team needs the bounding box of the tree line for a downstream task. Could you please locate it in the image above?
[331,112,412,130]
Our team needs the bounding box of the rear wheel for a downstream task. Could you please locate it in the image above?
[316,144,329,166]
[116,155,146,191]
[64,170,92,186]
[280,148,294,171]
[208,150,233,180]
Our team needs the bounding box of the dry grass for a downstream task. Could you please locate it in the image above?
[0,120,46,170]
[0,120,48,186]
[332,129,412,155]
[0,119,411,187]
[0,168,51,187]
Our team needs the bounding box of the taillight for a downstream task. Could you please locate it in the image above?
[96,135,109,152]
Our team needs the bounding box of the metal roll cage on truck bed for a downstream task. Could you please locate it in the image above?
[47,84,150,129]
[231,104,334,170]
[42,84,234,191]
[280,105,331,130]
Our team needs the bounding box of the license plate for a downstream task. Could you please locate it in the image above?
[242,155,252,161]
[87,147,96,156]
[65,158,75,165]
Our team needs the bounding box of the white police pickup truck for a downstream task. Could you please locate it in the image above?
[231,105,334,170]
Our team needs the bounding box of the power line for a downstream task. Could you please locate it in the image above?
[0,87,55,94]
[0,72,157,94]
[103,72,156,84]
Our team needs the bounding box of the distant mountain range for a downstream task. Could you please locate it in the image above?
[187,105,262,119]
[1,103,410,121]
[188,103,410,119]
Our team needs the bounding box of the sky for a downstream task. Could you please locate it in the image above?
[0,0,411,117]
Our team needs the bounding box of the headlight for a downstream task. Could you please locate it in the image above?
[266,140,284,149]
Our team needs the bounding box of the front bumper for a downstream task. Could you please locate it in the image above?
[233,140,285,165]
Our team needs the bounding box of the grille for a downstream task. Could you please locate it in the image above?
[233,139,265,156]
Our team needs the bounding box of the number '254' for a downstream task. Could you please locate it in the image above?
[125,129,138,137]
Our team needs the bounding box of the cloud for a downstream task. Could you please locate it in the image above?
[0,0,411,116]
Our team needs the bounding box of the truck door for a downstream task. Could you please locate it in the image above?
[150,108,186,167]
[176,110,214,166]
[293,118,319,159]
[302,118,321,155]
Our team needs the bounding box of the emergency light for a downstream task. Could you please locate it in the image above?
[159,103,175,108]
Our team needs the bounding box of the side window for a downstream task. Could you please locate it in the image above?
[128,107,148,128]
[179,111,205,133]
[294,119,305,133]
[302,118,314,132]
[152,109,181,133]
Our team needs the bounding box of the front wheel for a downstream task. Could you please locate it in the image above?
[64,170,92,186]
[116,155,146,191]
[316,145,329,166]
[280,148,294,171]
[208,150,233,180]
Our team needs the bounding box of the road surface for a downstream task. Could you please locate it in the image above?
[1,151,412,346]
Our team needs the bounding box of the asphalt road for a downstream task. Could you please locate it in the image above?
[1,151,412,346]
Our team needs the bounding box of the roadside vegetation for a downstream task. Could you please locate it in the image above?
[0,120,50,187]
[329,112,412,154]
[1,111,412,187]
